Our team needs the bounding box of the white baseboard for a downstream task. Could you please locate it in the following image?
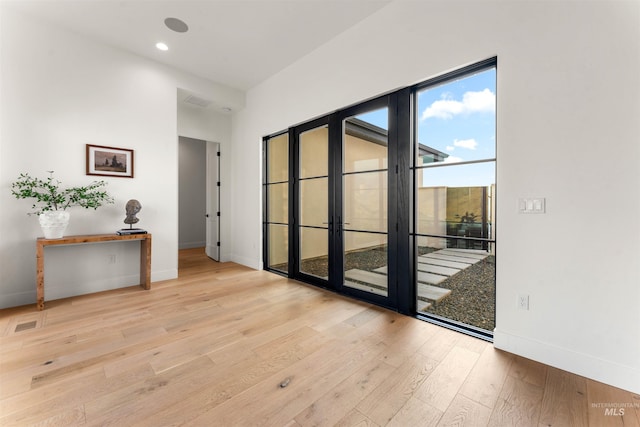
[494,328,640,394]
[152,268,178,282]
[229,253,261,270]
[0,291,36,309]
[0,268,179,309]
[178,241,206,250]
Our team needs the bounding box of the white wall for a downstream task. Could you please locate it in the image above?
[231,1,640,393]
[0,7,242,307]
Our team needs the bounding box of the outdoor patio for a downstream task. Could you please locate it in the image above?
[285,245,496,332]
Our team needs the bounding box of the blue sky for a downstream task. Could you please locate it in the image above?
[355,68,496,187]
[418,68,495,165]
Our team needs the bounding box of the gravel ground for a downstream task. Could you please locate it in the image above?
[422,254,495,332]
[282,246,390,278]
[272,245,495,332]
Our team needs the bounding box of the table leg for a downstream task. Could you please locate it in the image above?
[36,242,45,310]
[140,235,151,289]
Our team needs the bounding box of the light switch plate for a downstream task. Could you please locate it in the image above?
[518,198,545,214]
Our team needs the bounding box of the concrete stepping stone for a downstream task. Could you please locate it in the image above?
[344,269,387,288]
[344,280,387,296]
[442,248,489,255]
[377,263,460,280]
[438,249,489,260]
[417,283,451,303]
[416,270,447,285]
[418,255,471,270]
[423,253,480,264]
[417,263,460,276]
[417,299,432,312]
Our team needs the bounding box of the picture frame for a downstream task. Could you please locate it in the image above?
[86,144,134,178]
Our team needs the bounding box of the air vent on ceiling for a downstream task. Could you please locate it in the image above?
[183,95,212,108]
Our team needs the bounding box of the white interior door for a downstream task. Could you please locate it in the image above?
[205,142,220,261]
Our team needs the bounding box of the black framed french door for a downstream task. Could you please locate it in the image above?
[291,95,400,310]
[291,116,332,287]
[333,95,398,309]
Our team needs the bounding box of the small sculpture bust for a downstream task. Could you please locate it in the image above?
[124,199,141,227]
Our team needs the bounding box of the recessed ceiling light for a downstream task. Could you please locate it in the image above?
[165,17,189,33]
[156,42,169,51]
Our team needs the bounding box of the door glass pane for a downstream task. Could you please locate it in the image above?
[417,162,495,241]
[298,125,329,280]
[300,178,328,227]
[267,133,289,182]
[268,224,288,272]
[344,109,388,173]
[416,68,496,166]
[300,227,328,279]
[342,108,388,298]
[300,126,328,178]
[267,183,288,224]
[343,231,388,296]
[343,171,387,233]
[416,236,495,332]
[265,132,289,274]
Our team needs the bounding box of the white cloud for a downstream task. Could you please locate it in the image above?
[421,88,495,120]
[445,145,455,151]
[462,89,495,113]
[421,99,463,120]
[444,155,463,163]
[453,138,478,150]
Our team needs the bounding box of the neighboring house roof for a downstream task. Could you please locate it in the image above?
[345,117,448,161]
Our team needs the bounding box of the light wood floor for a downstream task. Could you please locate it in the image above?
[1,248,638,426]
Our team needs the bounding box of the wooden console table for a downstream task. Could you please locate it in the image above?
[36,233,152,310]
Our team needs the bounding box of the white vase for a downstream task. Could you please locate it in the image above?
[39,211,70,239]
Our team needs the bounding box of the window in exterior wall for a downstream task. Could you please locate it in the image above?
[414,64,496,336]
[264,133,289,273]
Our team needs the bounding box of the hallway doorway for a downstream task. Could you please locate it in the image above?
[178,136,220,262]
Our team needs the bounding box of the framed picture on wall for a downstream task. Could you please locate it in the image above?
[86,144,134,178]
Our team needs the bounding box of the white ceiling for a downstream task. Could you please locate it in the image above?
[4,0,392,91]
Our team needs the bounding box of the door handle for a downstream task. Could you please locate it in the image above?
[323,218,334,233]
